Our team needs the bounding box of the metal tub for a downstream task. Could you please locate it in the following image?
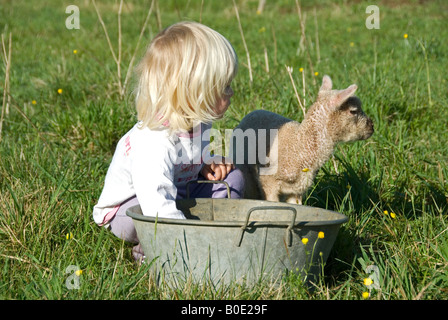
[127,198,348,285]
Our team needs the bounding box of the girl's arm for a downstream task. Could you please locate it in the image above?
[131,133,185,219]
[200,123,235,181]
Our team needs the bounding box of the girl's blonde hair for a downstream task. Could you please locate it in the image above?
[135,21,238,133]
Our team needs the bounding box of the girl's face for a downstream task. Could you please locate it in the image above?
[213,85,234,119]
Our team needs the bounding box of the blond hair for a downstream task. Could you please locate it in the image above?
[135,21,238,133]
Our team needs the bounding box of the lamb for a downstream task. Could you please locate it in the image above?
[231,75,374,204]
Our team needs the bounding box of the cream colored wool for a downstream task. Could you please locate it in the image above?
[233,75,374,204]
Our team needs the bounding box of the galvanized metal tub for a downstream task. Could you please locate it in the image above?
[127,198,348,285]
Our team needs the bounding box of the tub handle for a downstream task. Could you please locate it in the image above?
[235,206,297,247]
[186,180,231,199]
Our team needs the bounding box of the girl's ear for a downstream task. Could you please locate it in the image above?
[319,75,333,92]
[334,84,358,106]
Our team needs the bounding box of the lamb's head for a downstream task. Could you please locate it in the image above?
[314,75,374,143]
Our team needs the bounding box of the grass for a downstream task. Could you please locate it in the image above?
[1,0,447,300]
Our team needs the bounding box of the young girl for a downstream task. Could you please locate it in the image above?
[92,21,244,261]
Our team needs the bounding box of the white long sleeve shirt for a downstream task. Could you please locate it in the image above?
[92,122,212,226]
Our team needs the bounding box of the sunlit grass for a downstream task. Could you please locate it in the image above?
[0,0,447,300]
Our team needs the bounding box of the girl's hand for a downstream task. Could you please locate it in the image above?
[201,157,235,181]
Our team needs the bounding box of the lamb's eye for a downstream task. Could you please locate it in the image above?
[349,109,358,115]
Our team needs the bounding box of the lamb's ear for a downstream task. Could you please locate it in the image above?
[334,84,357,106]
[319,75,332,92]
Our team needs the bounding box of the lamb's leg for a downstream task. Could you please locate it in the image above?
[259,175,280,202]
[286,195,302,205]
[264,184,280,202]
[265,192,280,202]
[236,164,261,199]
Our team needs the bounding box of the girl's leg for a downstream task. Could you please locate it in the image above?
[108,168,245,262]
[108,196,145,262]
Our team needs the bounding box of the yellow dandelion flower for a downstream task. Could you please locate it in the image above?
[57,88,63,94]
[390,212,396,219]
[350,42,355,47]
[31,100,37,105]
[299,67,304,73]
[363,277,373,286]
[302,168,309,172]
[362,291,370,299]
[66,232,73,240]
[314,72,319,76]
[318,231,325,239]
[258,27,266,33]
[383,210,389,216]
[403,33,408,39]
[73,49,78,54]
[302,238,309,245]
[75,269,83,276]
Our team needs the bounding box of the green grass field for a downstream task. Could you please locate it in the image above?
[1,0,447,300]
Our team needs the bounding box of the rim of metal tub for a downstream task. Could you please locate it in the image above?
[126,202,349,228]
[127,198,349,247]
